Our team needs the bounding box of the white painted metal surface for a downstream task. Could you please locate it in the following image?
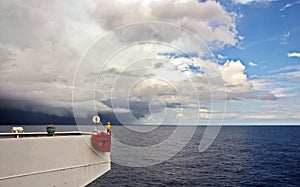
[0,133,111,187]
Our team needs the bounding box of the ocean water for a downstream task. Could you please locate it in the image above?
[88,126,300,187]
[1,125,299,186]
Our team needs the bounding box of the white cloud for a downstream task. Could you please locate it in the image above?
[0,0,254,123]
[233,0,275,5]
[241,114,279,119]
[87,0,240,49]
[287,52,300,58]
[250,79,273,90]
[221,60,254,98]
[217,54,227,60]
[250,77,296,99]
[250,64,300,99]
[199,108,208,113]
[258,92,277,100]
[249,62,258,67]
[280,32,290,44]
[283,71,300,80]
[280,0,300,11]
[278,65,300,72]
[271,88,297,98]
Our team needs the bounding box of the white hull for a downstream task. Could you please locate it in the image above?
[0,132,110,187]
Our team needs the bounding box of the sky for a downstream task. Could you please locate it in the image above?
[0,0,299,125]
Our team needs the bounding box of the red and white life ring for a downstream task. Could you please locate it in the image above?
[91,132,111,152]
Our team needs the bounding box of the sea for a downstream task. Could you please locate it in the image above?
[89,126,300,187]
[1,125,300,186]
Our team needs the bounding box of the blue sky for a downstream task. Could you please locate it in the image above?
[0,0,299,125]
[217,0,300,124]
[222,0,300,69]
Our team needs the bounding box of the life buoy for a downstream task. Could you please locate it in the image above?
[91,132,111,152]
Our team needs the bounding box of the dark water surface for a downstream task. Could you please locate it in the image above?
[88,126,300,187]
[1,125,299,186]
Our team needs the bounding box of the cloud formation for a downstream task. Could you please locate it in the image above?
[233,0,275,5]
[280,32,290,45]
[287,52,300,58]
[0,0,259,124]
[249,62,258,67]
[259,92,277,100]
[221,60,254,99]
[280,0,300,11]
[0,0,100,117]
[87,0,239,48]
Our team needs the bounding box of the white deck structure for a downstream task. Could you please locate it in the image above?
[0,132,111,187]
